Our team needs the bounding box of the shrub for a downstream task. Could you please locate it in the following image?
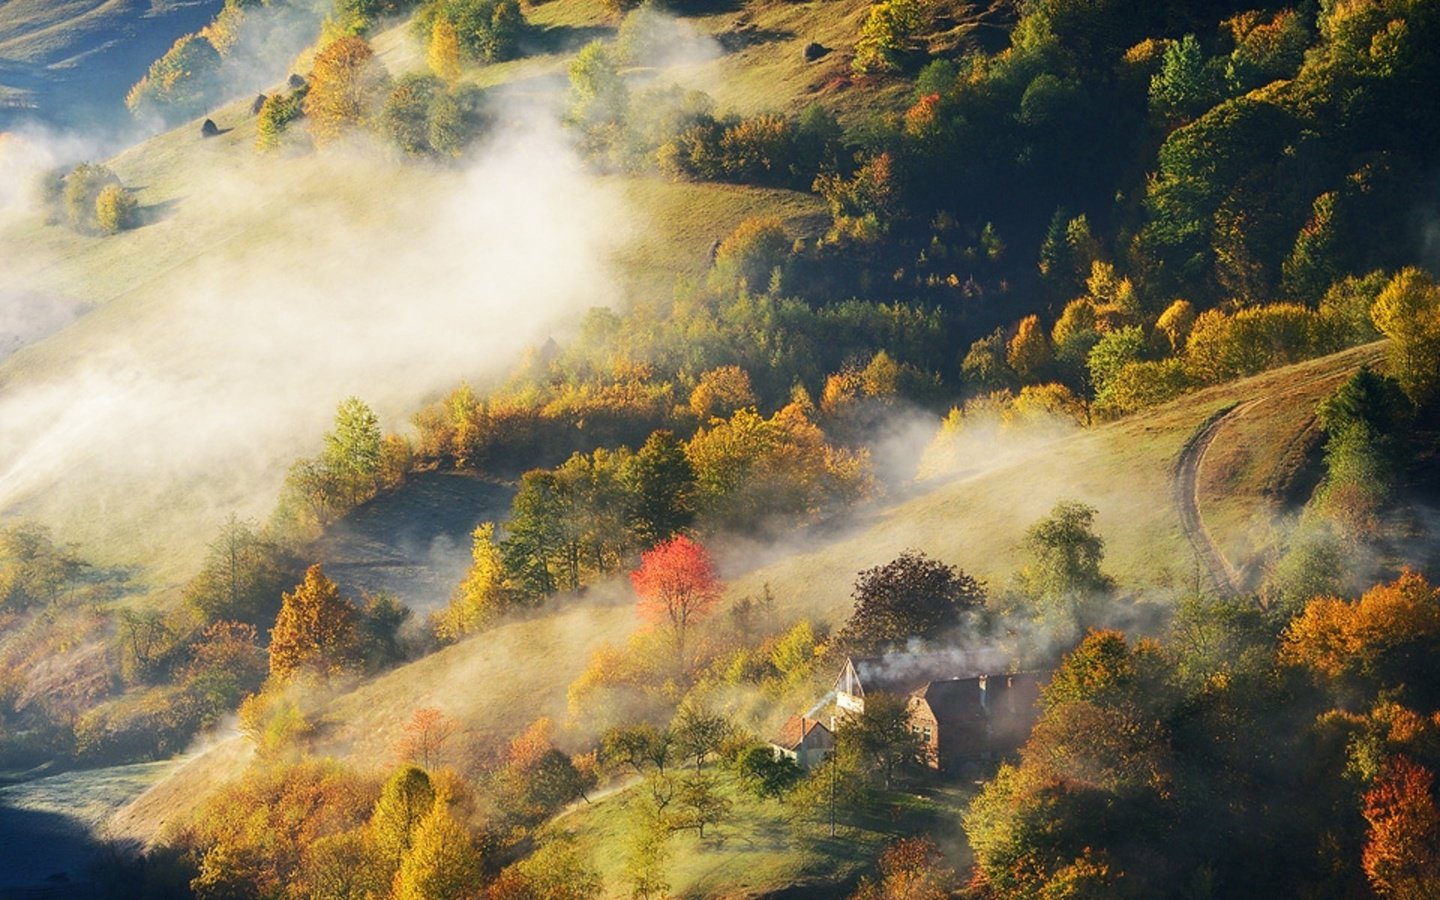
[711,217,790,291]
[94,184,139,234]
[256,87,308,152]
[61,163,120,233]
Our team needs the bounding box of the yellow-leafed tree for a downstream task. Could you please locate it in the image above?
[268,564,360,680]
[305,36,390,146]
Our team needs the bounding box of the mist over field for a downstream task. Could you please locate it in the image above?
[0,113,632,569]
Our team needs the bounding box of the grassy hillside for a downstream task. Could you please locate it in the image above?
[0,0,225,130]
[110,343,1378,865]
[0,20,832,586]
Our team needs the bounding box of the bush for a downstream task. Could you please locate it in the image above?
[711,217,790,291]
[94,184,139,234]
[256,87,308,152]
[61,163,120,233]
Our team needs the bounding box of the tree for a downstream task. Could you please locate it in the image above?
[1155,299,1196,353]
[630,535,723,668]
[836,692,923,790]
[1149,34,1222,124]
[622,431,696,546]
[853,0,927,75]
[1087,325,1147,399]
[1007,315,1053,383]
[95,184,139,234]
[185,515,297,626]
[1362,756,1440,899]
[1016,501,1112,628]
[837,550,985,654]
[672,773,731,838]
[567,40,627,128]
[382,74,441,156]
[689,366,757,421]
[434,523,510,641]
[395,708,457,770]
[428,18,461,83]
[124,34,222,120]
[370,766,437,875]
[325,397,383,507]
[736,746,801,799]
[305,36,390,146]
[601,723,673,777]
[392,797,483,900]
[502,470,575,598]
[711,217,790,291]
[852,836,957,900]
[672,706,732,773]
[256,87,306,152]
[268,564,361,680]
[61,163,120,233]
[523,749,593,814]
[1371,267,1440,406]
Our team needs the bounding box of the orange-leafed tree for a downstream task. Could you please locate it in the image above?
[396,707,458,770]
[1362,755,1440,898]
[269,564,361,681]
[630,535,722,668]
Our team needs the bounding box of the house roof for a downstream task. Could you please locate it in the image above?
[910,677,988,729]
[771,715,833,751]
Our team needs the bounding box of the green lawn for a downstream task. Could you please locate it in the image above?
[547,766,974,897]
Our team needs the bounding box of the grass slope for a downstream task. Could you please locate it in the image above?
[0,0,225,129]
[110,345,1376,878]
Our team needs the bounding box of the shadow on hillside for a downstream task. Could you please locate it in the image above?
[137,197,183,229]
[523,23,613,56]
[0,804,104,897]
[316,471,516,615]
[717,25,795,53]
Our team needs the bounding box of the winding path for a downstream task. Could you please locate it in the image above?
[1172,402,1254,599]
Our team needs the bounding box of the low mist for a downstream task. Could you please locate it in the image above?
[0,110,634,575]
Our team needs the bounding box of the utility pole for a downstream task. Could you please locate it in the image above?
[829,755,836,837]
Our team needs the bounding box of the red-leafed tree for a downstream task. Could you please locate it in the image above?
[395,707,457,770]
[1362,755,1440,898]
[630,535,722,669]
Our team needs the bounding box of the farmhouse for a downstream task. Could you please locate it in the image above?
[768,715,835,770]
[833,654,1042,772]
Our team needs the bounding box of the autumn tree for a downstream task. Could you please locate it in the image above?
[1362,755,1440,899]
[392,796,483,900]
[396,707,457,770]
[711,217,790,291]
[837,550,985,654]
[268,564,361,681]
[434,523,510,641]
[370,765,437,876]
[1006,314,1053,383]
[630,535,723,669]
[488,839,603,899]
[428,17,461,83]
[852,836,957,900]
[853,0,927,74]
[689,365,757,421]
[95,184,139,234]
[1280,570,1440,706]
[1371,267,1440,406]
[567,40,627,129]
[305,36,390,146]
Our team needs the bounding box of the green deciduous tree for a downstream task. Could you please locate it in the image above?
[1016,500,1112,628]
